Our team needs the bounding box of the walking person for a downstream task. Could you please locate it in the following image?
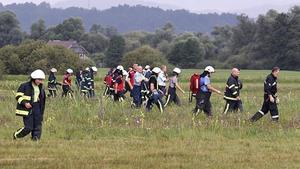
[62,68,73,97]
[131,66,146,108]
[193,66,222,118]
[13,69,46,141]
[250,67,280,122]
[158,65,168,97]
[223,68,243,114]
[48,68,59,97]
[146,67,164,113]
[164,68,185,107]
[80,69,92,98]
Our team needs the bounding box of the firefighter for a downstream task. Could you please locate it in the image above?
[250,67,280,122]
[223,68,243,114]
[189,73,200,102]
[48,68,59,97]
[88,66,98,97]
[75,68,83,89]
[80,69,92,98]
[158,65,168,97]
[103,68,114,96]
[128,64,138,93]
[193,66,222,117]
[144,65,152,79]
[13,69,46,141]
[164,68,185,107]
[62,68,73,97]
[131,66,146,108]
[146,67,164,113]
[113,68,126,102]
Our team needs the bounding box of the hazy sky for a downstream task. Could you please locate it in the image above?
[1,0,299,16]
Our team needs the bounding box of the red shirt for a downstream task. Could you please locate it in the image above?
[129,70,135,86]
[63,74,71,86]
[114,76,124,92]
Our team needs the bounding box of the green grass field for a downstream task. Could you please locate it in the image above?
[0,69,299,169]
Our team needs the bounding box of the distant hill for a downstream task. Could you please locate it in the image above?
[0,2,238,33]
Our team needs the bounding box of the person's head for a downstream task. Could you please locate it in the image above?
[204,66,215,77]
[152,67,161,76]
[145,65,151,71]
[132,64,138,71]
[272,67,280,78]
[161,65,167,73]
[231,68,240,77]
[91,66,98,73]
[31,69,45,85]
[116,65,124,71]
[137,66,143,73]
[66,68,73,75]
[173,67,181,76]
[50,68,57,74]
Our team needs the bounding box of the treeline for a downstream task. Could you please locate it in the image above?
[0,2,238,33]
[0,6,300,78]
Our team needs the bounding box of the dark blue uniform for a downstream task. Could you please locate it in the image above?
[146,75,164,113]
[48,72,58,97]
[223,75,243,114]
[250,73,279,122]
[14,81,46,140]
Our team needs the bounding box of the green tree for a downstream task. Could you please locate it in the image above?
[79,33,109,53]
[168,38,202,68]
[104,35,126,67]
[30,19,46,40]
[122,45,168,69]
[0,11,23,47]
[50,17,85,41]
[90,24,118,38]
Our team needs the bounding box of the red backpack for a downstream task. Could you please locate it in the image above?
[104,75,113,87]
[190,73,200,94]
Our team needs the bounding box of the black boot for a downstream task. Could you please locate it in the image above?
[14,128,31,139]
[250,112,264,122]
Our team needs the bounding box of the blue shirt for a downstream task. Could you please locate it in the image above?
[134,72,143,86]
[200,76,210,92]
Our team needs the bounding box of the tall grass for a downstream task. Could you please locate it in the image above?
[0,69,299,169]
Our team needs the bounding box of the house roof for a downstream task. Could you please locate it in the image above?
[47,40,89,55]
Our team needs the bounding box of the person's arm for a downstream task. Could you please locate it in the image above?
[228,78,238,97]
[176,83,185,94]
[16,84,32,109]
[265,76,275,102]
[207,84,222,95]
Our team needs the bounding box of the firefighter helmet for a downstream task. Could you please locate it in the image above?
[204,66,215,73]
[66,68,73,74]
[173,67,181,74]
[31,69,45,80]
[152,67,161,74]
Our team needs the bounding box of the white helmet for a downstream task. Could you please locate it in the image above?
[122,70,128,76]
[91,66,98,72]
[85,67,90,71]
[173,67,181,74]
[31,69,45,80]
[204,66,215,73]
[66,68,73,74]
[145,65,151,70]
[50,68,57,73]
[152,67,161,74]
[117,65,124,71]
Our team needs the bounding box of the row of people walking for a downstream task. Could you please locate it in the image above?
[12,66,280,141]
